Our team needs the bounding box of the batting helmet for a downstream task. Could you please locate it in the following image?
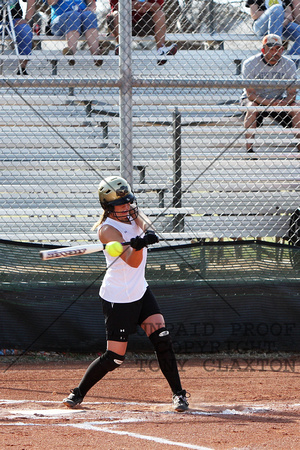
[98,176,136,209]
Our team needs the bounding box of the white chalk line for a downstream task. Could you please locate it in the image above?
[0,398,282,420]
[0,421,212,450]
[187,407,271,416]
[60,421,212,450]
[3,406,271,419]
[1,399,297,450]
[0,399,165,407]
[0,398,273,420]
[3,408,86,419]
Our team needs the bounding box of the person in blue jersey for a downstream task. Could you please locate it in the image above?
[62,176,189,412]
[46,0,103,65]
[1,0,35,74]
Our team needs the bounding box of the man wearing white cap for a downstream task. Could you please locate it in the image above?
[241,34,300,155]
[246,0,300,56]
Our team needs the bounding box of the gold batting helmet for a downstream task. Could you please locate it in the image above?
[98,176,136,209]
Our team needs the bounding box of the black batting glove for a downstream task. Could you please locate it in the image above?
[130,235,146,251]
[130,231,159,251]
[144,230,159,245]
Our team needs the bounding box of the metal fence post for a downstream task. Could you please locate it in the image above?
[119,0,133,185]
[172,107,183,231]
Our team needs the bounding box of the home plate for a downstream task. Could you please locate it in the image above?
[7,409,86,419]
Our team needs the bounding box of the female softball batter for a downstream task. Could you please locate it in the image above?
[63,176,189,412]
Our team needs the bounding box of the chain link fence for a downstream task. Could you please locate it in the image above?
[0,0,299,245]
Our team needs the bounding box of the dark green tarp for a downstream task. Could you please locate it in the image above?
[0,239,299,353]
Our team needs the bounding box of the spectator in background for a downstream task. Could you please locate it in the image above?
[241,34,300,155]
[2,0,35,75]
[46,0,103,66]
[107,0,177,65]
[292,0,300,23]
[246,0,300,56]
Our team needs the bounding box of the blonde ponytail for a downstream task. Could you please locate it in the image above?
[91,210,109,231]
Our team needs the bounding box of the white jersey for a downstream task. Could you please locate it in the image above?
[99,217,148,303]
[241,53,297,100]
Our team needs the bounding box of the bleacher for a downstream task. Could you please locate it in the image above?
[1,92,298,245]
[0,21,299,247]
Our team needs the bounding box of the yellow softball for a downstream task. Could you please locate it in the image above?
[105,241,124,257]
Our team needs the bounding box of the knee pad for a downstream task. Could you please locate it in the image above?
[101,350,125,372]
[149,327,172,354]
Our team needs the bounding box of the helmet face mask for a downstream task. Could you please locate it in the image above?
[98,176,138,222]
[111,200,139,222]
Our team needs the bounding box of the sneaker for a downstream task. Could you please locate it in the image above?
[63,387,83,408]
[16,68,28,75]
[246,148,258,160]
[62,47,75,66]
[157,44,178,66]
[94,51,103,67]
[172,389,189,412]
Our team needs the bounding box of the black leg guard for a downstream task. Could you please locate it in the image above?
[149,327,182,394]
[78,350,125,397]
